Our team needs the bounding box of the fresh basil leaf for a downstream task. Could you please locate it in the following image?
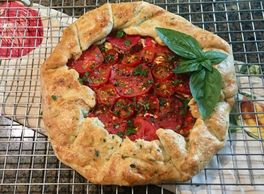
[173,60,203,74]
[204,50,228,65]
[190,68,222,119]
[200,59,213,72]
[156,27,204,59]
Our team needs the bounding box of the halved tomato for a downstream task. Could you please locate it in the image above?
[86,64,111,88]
[111,98,135,119]
[111,64,154,97]
[128,116,157,141]
[106,34,141,52]
[95,83,120,106]
[70,45,104,74]
[152,62,174,81]
[121,52,142,67]
[155,80,175,97]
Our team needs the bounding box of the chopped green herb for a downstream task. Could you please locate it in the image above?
[143,80,153,87]
[124,40,131,46]
[95,150,100,157]
[105,54,114,63]
[133,64,149,77]
[121,155,129,159]
[130,164,136,168]
[51,95,57,101]
[126,127,137,135]
[113,81,120,86]
[100,46,107,53]
[116,30,125,38]
[172,79,182,86]
[159,98,166,106]
[78,72,90,84]
[116,131,124,138]
[127,120,133,127]
[115,101,123,107]
[113,110,120,116]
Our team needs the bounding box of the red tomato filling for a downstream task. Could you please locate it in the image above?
[67,31,195,141]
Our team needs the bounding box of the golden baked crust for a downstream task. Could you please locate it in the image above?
[41,2,237,185]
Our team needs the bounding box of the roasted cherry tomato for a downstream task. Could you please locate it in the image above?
[103,49,119,65]
[95,83,120,106]
[69,45,103,74]
[152,62,174,81]
[111,64,154,97]
[86,64,111,88]
[128,116,157,141]
[112,98,135,119]
[106,34,141,52]
[121,52,142,67]
[155,80,175,97]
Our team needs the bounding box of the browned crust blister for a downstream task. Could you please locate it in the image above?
[40,2,238,185]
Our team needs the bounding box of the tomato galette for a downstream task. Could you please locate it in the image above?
[41,2,237,185]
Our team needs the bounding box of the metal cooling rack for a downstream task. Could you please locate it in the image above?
[0,0,264,193]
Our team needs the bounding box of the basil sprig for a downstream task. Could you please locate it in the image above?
[156,27,228,119]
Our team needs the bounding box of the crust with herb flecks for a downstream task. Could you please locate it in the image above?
[40,2,237,185]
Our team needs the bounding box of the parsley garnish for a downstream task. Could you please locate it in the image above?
[172,79,182,86]
[124,40,131,46]
[130,164,136,168]
[95,150,100,157]
[51,95,57,101]
[159,98,166,107]
[133,64,149,77]
[78,72,90,84]
[105,54,114,63]
[116,30,125,38]
[127,120,133,127]
[143,80,153,87]
[116,131,124,138]
[126,127,136,135]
